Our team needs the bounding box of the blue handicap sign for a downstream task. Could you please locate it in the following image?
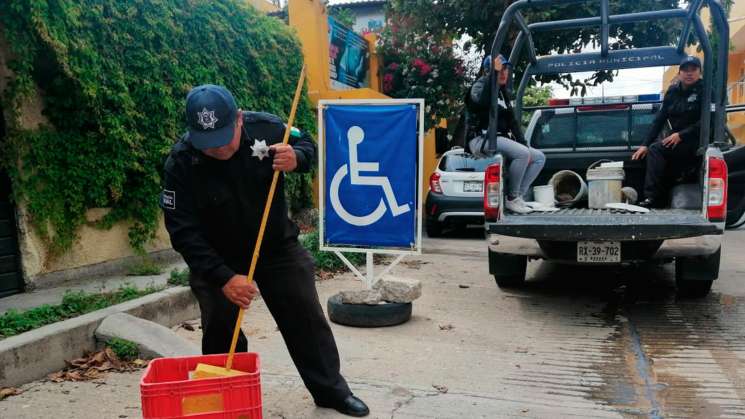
[324,104,418,248]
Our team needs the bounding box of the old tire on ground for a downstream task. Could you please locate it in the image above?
[675,247,720,298]
[327,294,412,327]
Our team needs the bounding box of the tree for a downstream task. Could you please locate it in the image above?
[386,0,685,95]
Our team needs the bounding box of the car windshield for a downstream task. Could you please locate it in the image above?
[531,105,660,149]
[440,153,499,172]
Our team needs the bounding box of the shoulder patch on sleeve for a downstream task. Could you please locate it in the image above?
[285,124,302,138]
[161,189,176,210]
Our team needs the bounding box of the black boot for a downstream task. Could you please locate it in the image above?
[316,394,370,417]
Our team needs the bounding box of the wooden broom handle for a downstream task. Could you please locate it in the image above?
[226,65,307,370]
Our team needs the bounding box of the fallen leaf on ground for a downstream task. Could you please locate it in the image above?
[458,284,470,289]
[47,348,148,383]
[0,387,22,400]
[432,384,448,393]
[180,322,195,331]
[439,324,454,331]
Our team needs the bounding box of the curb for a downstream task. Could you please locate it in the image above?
[0,286,199,388]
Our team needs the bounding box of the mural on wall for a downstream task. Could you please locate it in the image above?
[328,16,369,89]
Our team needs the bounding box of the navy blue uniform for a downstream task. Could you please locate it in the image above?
[161,111,351,405]
[643,80,703,202]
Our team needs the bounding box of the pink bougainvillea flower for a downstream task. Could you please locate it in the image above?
[419,63,432,76]
[388,62,399,71]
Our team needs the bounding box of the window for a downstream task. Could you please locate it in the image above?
[531,112,575,148]
[576,112,629,147]
[439,153,500,172]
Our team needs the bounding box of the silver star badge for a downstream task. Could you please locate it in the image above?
[251,139,270,161]
[197,108,218,129]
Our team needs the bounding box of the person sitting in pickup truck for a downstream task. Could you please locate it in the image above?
[632,55,703,208]
[467,54,545,214]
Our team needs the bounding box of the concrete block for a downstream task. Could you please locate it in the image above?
[373,276,422,303]
[96,313,199,359]
[339,289,382,305]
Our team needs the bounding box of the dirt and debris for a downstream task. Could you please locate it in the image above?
[432,384,449,393]
[0,387,22,400]
[401,260,429,269]
[438,324,454,331]
[46,348,148,383]
[458,284,470,289]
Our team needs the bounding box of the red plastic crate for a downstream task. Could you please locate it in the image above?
[141,353,262,419]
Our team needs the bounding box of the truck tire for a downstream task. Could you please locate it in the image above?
[489,250,527,289]
[426,219,443,237]
[327,294,412,327]
[675,247,720,298]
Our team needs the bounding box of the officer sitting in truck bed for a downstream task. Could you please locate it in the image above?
[632,55,704,208]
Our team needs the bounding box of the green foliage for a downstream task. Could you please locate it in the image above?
[107,337,139,361]
[168,267,190,287]
[378,15,468,130]
[127,257,163,276]
[329,7,356,28]
[521,85,553,125]
[300,231,365,272]
[0,286,159,339]
[0,0,315,256]
[386,0,682,96]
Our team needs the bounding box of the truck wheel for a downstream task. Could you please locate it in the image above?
[426,220,443,237]
[489,250,527,289]
[675,247,720,298]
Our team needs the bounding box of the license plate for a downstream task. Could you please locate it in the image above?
[577,241,621,263]
[463,181,482,192]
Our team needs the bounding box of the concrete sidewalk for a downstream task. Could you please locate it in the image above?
[0,260,187,316]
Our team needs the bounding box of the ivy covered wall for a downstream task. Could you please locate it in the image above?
[0,0,314,257]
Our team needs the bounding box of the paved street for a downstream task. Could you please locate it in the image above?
[1,229,744,418]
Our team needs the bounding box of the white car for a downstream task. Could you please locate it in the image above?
[424,148,498,236]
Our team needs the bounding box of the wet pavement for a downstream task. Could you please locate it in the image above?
[1,228,743,418]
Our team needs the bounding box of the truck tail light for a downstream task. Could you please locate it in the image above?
[484,163,501,221]
[707,156,728,222]
[429,172,443,194]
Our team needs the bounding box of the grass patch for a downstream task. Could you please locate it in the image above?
[300,231,366,272]
[107,338,139,361]
[168,267,190,287]
[0,285,161,339]
[126,257,163,276]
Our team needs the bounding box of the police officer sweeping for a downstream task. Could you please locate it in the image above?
[632,55,704,208]
[161,84,369,417]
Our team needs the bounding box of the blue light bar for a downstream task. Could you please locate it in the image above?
[638,93,662,102]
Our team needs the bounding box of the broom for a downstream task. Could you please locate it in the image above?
[192,64,307,379]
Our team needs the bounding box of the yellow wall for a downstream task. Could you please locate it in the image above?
[288,0,440,208]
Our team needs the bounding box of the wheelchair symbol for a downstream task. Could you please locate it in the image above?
[330,126,411,227]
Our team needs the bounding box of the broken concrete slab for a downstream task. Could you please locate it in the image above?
[339,289,382,305]
[96,312,199,359]
[373,276,422,303]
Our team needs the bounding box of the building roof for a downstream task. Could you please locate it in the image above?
[328,0,386,8]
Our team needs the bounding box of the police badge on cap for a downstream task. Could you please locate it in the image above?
[185,84,239,150]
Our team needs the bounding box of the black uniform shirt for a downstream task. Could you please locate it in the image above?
[466,73,526,145]
[644,79,703,147]
[161,111,317,287]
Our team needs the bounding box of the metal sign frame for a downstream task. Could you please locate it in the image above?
[318,98,425,286]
